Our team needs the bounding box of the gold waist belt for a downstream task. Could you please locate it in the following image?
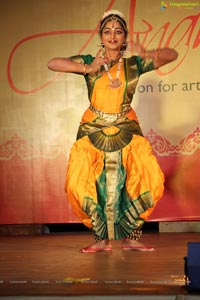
[89,104,131,122]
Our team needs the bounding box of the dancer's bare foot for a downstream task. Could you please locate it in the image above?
[122,238,155,252]
[80,239,112,253]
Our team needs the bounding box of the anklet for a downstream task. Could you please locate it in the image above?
[127,229,142,240]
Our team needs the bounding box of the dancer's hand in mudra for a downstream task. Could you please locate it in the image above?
[90,48,109,73]
[132,35,146,58]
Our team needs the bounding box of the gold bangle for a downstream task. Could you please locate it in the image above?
[83,63,92,74]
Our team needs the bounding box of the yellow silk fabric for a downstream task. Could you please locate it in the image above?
[66,136,104,228]
[91,61,126,113]
[80,61,139,124]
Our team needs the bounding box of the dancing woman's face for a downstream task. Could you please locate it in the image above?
[101,20,126,52]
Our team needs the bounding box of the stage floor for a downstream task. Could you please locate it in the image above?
[0,232,200,298]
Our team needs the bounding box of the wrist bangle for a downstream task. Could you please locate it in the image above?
[83,63,92,74]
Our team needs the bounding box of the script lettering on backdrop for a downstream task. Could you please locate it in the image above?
[7,0,200,92]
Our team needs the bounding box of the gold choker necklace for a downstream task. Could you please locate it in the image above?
[104,57,123,88]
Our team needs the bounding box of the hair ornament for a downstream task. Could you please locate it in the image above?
[101,10,125,20]
[99,10,128,34]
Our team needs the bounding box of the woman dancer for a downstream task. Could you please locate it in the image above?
[48,10,178,252]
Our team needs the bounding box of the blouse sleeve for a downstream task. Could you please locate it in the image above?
[69,54,94,64]
[69,54,94,75]
[135,56,155,76]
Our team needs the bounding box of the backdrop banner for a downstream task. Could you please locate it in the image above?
[0,0,199,224]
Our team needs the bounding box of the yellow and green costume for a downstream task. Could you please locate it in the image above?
[65,54,164,240]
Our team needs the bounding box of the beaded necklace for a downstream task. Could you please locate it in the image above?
[103,57,123,88]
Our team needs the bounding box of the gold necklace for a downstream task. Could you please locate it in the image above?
[103,57,123,88]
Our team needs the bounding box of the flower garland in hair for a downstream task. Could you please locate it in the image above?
[99,10,128,34]
[101,10,125,20]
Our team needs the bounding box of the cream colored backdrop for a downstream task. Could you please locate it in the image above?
[0,0,199,224]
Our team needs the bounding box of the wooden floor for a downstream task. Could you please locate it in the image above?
[0,232,200,298]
